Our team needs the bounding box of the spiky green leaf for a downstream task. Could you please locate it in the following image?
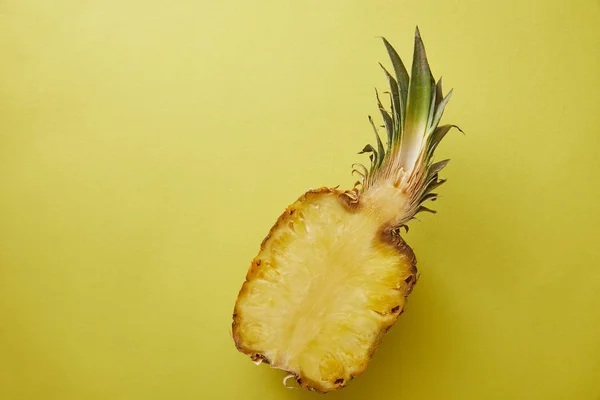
[368,116,385,167]
[419,192,438,204]
[375,89,394,150]
[426,84,437,133]
[422,177,446,195]
[416,205,437,214]
[400,27,435,169]
[381,37,409,126]
[429,89,453,132]
[428,159,450,178]
[379,64,401,143]
[427,124,463,160]
[359,144,376,154]
[435,78,443,109]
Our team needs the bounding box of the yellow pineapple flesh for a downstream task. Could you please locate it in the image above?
[234,189,416,391]
[233,28,461,392]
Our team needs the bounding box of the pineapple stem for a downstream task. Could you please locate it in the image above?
[349,27,462,226]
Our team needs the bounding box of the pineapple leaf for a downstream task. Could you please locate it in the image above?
[435,78,444,109]
[429,89,453,133]
[422,177,447,195]
[419,192,438,204]
[359,144,376,157]
[379,63,401,144]
[352,162,369,177]
[427,124,463,160]
[381,37,409,128]
[368,116,386,167]
[375,89,394,150]
[359,144,376,154]
[428,159,450,177]
[359,144,379,175]
[416,205,437,214]
[426,84,437,134]
[399,27,435,170]
[368,154,376,176]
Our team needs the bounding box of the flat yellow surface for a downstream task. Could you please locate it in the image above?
[1,1,599,399]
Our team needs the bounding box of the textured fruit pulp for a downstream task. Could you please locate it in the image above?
[235,191,415,391]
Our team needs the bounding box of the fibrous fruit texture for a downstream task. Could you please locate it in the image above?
[232,28,461,393]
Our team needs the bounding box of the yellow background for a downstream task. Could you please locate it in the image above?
[1,0,599,399]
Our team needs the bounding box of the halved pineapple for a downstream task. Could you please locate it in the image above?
[233,28,461,392]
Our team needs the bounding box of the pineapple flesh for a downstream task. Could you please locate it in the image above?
[233,28,461,393]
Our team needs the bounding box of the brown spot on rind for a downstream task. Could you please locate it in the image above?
[379,226,418,274]
[337,191,363,212]
[410,263,418,275]
[378,225,418,300]
[260,234,271,247]
[250,353,271,365]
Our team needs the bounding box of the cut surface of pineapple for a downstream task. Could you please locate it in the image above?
[233,188,416,392]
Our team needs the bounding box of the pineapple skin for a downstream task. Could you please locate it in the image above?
[232,188,417,393]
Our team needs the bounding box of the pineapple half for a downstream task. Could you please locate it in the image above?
[232,28,461,393]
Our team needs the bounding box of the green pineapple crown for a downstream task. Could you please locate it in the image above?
[349,27,462,222]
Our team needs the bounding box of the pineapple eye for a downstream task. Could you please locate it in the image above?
[335,378,344,385]
[391,305,401,313]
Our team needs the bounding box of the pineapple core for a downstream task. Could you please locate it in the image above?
[233,189,416,392]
